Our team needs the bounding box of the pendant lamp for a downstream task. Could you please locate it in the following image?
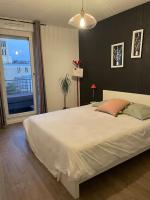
[68,0,97,29]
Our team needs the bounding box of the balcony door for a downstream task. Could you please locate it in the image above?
[0,29,37,122]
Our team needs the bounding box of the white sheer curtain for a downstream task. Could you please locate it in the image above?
[40,25,79,111]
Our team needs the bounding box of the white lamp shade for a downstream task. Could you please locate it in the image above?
[73,67,83,78]
[68,12,97,29]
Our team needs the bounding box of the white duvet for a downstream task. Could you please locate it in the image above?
[24,105,150,181]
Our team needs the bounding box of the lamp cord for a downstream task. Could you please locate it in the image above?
[82,0,84,10]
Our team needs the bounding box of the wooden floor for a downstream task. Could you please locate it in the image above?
[0,124,150,200]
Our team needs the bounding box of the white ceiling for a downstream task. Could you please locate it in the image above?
[0,0,148,27]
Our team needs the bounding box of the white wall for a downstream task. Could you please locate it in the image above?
[41,25,79,112]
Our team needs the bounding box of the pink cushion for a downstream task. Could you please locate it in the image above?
[96,99,130,117]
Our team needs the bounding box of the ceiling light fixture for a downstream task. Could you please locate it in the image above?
[68,0,97,30]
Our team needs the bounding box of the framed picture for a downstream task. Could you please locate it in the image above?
[111,42,124,68]
[131,29,144,58]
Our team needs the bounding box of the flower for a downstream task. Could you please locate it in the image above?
[73,59,80,67]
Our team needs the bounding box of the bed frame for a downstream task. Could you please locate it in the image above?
[60,90,150,199]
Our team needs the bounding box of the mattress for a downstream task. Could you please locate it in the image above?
[23,105,150,181]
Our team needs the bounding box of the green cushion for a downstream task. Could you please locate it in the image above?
[123,103,150,120]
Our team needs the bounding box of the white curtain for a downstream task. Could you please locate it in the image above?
[41,25,79,111]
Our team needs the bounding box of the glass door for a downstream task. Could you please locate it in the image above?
[0,30,37,120]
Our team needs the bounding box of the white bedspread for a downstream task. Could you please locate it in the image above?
[24,105,150,181]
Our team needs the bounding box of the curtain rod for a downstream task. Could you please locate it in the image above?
[0,17,46,26]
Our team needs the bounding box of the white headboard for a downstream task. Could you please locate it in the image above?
[103,90,150,107]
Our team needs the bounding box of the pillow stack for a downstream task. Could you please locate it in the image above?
[95,99,150,120]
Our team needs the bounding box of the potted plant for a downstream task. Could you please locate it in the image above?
[60,74,71,109]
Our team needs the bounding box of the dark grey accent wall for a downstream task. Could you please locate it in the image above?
[79,2,150,105]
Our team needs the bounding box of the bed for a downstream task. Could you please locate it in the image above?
[23,90,150,199]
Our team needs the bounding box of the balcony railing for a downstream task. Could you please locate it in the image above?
[5,79,33,96]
